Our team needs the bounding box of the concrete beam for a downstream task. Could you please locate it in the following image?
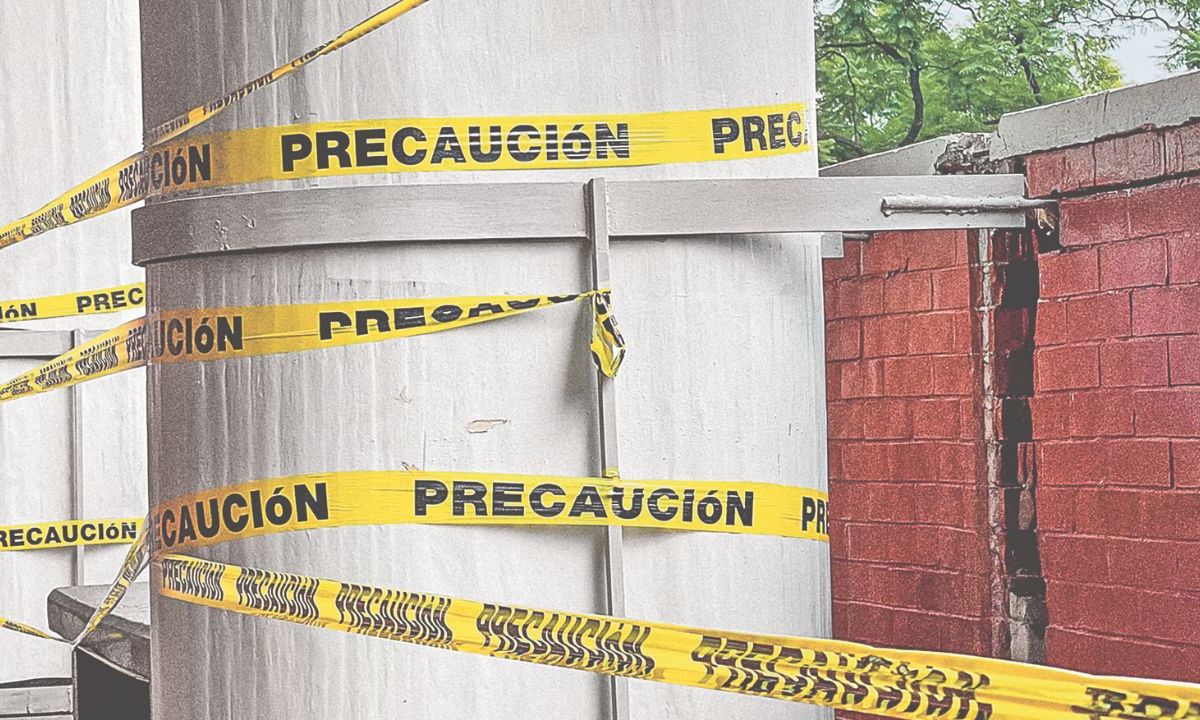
[0,329,74,358]
[820,135,972,177]
[992,70,1200,159]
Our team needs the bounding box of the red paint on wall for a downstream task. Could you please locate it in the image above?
[823,120,1200,699]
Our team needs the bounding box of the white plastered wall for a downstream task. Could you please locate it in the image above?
[0,0,146,680]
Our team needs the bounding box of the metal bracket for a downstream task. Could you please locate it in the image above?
[881,194,1055,215]
[820,232,844,259]
[586,178,630,720]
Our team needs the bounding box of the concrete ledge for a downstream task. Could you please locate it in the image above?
[0,680,71,717]
[820,135,972,177]
[992,70,1200,159]
[47,583,150,682]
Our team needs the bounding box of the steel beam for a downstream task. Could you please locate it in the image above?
[133,174,1031,265]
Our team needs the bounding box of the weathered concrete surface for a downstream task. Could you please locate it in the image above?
[139,1,828,718]
[48,583,151,681]
[0,0,146,683]
[992,69,1200,158]
[821,135,970,177]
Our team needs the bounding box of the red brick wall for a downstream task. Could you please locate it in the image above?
[1025,123,1200,683]
[823,119,1200,690]
[824,229,996,656]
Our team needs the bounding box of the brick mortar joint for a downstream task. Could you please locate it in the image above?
[1028,155,1200,201]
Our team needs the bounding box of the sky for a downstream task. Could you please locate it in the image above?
[1112,23,1175,84]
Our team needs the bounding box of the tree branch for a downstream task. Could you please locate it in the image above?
[1012,32,1046,104]
[820,38,909,65]
[944,0,980,23]
[902,65,925,145]
[827,49,863,142]
[1019,54,1045,104]
[828,133,868,155]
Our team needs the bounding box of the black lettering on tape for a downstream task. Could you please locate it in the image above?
[767,113,786,149]
[354,128,388,167]
[801,496,816,532]
[711,117,740,154]
[281,134,314,172]
[356,309,390,336]
[611,487,643,520]
[596,123,630,160]
[468,126,503,163]
[319,311,352,341]
[414,479,449,516]
[392,127,427,165]
[392,307,426,330]
[491,482,524,517]
[743,115,767,152]
[507,125,541,163]
[726,491,755,527]
[316,131,352,170]
[453,481,488,517]
[647,488,678,521]
[568,486,606,518]
[295,482,329,523]
[189,144,212,183]
[530,483,566,517]
[787,111,805,147]
[431,126,466,164]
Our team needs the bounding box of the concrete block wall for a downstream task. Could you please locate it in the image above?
[1024,120,1200,683]
[824,229,996,656]
[822,75,1200,697]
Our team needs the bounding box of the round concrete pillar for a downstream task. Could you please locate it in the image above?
[137,1,828,718]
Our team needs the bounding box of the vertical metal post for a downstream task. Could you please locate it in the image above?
[71,649,81,719]
[586,178,630,720]
[69,329,87,586]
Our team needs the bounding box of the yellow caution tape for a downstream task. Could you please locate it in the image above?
[0,0,434,250]
[590,292,626,378]
[147,290,622,373]
[0,289,624,405]
[0,520,148,646]
[150,102,812,185]
[0,518,142,551]
[0,318,146,404]
[0,284,144,324]
[157,554,1200,720]
[73,521,149,646]
[0,102,810,249]
[148,469,829,559]
[144,0,432,145]
[0,616,64,643]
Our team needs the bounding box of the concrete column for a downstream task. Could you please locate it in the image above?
[138,1,828,718]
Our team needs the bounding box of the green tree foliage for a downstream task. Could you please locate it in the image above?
[816,0,1200,164]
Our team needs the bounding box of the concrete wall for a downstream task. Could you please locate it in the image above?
[139,1,828,719]
[0,0,146,681]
